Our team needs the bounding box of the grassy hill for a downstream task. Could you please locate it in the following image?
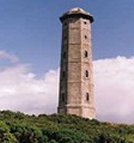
[0,111,134,143]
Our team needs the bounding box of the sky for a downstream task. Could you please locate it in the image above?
[0,0,134,123]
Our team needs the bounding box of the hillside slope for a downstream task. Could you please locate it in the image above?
[0,111,134,143]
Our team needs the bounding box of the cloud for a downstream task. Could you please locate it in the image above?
[94,56,134,123]
[0,63,59,114]
[0,50,19,63]
[0,53,134,123]
[0,50,59,114]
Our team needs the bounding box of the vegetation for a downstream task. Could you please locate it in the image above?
[0,110,134,143]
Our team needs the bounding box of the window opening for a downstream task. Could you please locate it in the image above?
[63,52,66,58]
[85,70,89,77]
[63,71,65,77]
[64,22,67,26]
[85,51,88,57]
[86,92,89,101]
[61,93,65,102]
[84,35,87,39]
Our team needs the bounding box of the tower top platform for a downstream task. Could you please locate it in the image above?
[60,7,94,23]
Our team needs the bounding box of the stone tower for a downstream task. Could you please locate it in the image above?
[58,7,95,119]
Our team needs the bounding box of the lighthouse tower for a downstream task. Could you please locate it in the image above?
[58,7,95,119]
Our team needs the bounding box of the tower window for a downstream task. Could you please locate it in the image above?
[84,35,87,39]
[63,22,67,29]
[86,92,90,101]
[84,21,87,25]
[63,52,66,58]
[63,32,67,39]
[64,22,67,26]
[85,51,88,57]
[85,70,89,77]
[63,71,65,77]
[61,93,65,102]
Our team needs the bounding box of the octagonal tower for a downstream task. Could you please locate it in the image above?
[58,7,95,119]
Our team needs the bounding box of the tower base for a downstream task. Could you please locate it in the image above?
[58,105,95,119]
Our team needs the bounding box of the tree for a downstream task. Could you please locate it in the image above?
[0,121,17,143]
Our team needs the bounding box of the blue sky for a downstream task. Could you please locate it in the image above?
[0,1,134,123]
[0,0,134,75]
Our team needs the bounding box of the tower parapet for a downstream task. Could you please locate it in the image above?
[60,7,94,23]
